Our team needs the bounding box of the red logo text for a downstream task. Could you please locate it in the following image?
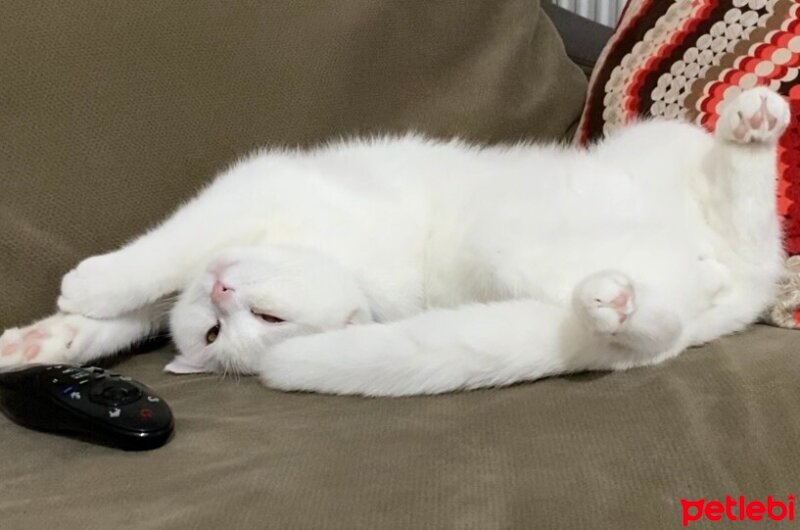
[681,495,796,527]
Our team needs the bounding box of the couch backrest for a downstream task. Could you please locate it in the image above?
[0,0,587,327]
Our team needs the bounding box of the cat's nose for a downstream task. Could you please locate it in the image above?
[211,280,234,304]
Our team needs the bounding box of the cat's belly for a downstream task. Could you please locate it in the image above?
[458,236,711,308]
[434,191,719,316]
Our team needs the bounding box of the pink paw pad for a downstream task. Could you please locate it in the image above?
[23,344,41,360]
[609,288,633,323]
[7,326,53,360]
[576,272,637,335]
[749,108,764,129]
[23,329,47,341]
[732,92,779,142]
[733,120,748,141]
[733,99,774,141]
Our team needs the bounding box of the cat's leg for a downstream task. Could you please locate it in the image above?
[58,190,258,319]
[257,299,577,396]
[0,305,165,368]
[704,87,788,243]
[254,272,685,396]
[687,87,790,344]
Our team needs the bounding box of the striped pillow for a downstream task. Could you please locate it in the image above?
[577,0,800,328]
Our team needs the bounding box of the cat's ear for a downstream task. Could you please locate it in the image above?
[164,353,213,374]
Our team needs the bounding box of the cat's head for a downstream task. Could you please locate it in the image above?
[166,245,372,375]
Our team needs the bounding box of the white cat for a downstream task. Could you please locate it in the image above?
[0,88,789,396]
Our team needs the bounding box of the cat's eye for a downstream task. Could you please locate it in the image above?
[251,310,285,324]
[205,322,221,345]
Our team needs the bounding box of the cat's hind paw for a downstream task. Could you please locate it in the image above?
[0,314,82,368]
[573,271,636,335]
[716,87,790,144]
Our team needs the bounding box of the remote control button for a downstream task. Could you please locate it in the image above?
[89,381,142,406]
[102,386,135,402]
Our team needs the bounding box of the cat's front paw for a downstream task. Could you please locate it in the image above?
[0,314,83,368]
[573,271,636,335]
[59,252,144,318]
[716,87,790,144]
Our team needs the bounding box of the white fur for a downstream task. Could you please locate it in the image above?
[0,88,788,396]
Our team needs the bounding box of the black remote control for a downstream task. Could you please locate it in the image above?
[0,364,174,450]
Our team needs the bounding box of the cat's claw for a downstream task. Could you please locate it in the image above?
[574,271,636,335]
[0,314,81,368]
[716,87,790,144]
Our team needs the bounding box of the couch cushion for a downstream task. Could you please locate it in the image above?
[1,325,798,529]
[0,0,587,329]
